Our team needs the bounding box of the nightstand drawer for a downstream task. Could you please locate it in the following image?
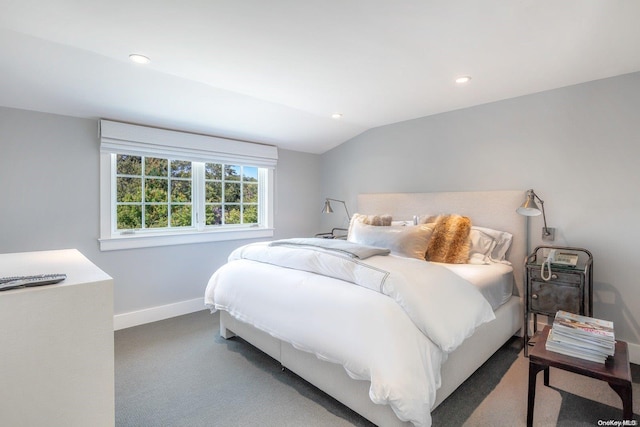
[529,268,582,284]
[530,280,581,315]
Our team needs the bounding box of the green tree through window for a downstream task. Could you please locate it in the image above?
[115,156,261,232]
[116,155,193,230]
[205,163,259,226]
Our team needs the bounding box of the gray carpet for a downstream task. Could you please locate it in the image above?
[115,310,639,426]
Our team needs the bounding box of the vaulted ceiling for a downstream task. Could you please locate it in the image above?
[1,1,639,153]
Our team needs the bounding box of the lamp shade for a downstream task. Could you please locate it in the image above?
[517,193,542,216]
[321,198,351,220]
[516,189,554,241]
[322,200,334,214]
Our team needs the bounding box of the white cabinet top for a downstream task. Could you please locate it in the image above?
[0,248,112,289]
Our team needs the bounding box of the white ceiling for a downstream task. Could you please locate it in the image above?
[1,1,640,154]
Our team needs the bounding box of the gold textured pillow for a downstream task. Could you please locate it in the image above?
[425,214,472,264]
[354,213,392,226]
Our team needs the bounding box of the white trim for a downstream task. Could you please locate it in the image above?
[99,227,274,251]
[627,341,640,365]
[113,297,205,330]
[99,152,113,241]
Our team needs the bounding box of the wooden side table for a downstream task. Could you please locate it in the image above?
[527,326,633,426]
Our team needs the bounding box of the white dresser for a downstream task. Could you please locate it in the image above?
[0,249,114,427]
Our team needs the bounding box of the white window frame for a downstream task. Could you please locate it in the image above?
[99,120,276,251]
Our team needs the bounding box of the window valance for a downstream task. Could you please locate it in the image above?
[99,120,278,167]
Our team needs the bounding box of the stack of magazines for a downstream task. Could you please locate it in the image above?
[545,310,615,363]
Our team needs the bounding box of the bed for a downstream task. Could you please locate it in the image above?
[205,190,526,426]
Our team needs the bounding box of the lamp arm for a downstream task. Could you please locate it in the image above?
[326,198,351,220]
[531,192,550,236]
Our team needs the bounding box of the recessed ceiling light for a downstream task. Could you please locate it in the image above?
[129,54,150,64]
[331,113,343,119]
[455,76,472,84]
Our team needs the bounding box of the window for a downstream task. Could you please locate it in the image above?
[116,156,193,230]
[204,163,260,226]
[99,120,276,251]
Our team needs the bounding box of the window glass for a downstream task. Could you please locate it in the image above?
[171,160,192,178]
[117,205,142,229]
[244,205,258,223]
[145,178,168,203]
[114,157,263,232]
[225,165,241,181]
[117,155,141,175]
[146,205,168,228]
[145,157,167,176]
[171,205,192,227]
[205,163,222,180]
[203,163,260,226]
[115,156,194,231]
[206,204,222,226]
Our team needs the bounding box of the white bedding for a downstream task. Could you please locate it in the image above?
[204,242,502,426]
[439,262,515,310]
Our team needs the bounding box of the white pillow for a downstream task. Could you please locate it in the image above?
[468,230,496,264]
[392,214,435,226]
[468,226,513,263]
[390,220,414,226]
[347,213,392,237]
[417,214,437,224]
[348,222,434,260]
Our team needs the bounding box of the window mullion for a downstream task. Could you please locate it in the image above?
[167,162,171,228]
[221,168,226,226]
[194,162,205,231]
[141,157,146,229]
[258,168,267,227]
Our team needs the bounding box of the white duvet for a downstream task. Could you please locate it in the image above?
[204,242,496,426]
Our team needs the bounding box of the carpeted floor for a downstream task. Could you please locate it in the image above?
[115,310,639,426]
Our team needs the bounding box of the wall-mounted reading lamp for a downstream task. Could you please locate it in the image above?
[322,198,351,221]
[318,198,351,239]
[516,189,555,241]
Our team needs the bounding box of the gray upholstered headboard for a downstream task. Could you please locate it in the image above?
[357,190,527,297]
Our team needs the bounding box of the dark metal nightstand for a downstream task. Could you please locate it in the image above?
[315,227,348,239]
[523,246,593,356]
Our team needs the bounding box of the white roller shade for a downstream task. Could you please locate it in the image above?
[99,120,278,167]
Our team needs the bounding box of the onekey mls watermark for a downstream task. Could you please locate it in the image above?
[597,420,637,426]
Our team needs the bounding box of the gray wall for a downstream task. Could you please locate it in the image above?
[0,107,322,315]
[321,72,640,347]
[3,71,639,348]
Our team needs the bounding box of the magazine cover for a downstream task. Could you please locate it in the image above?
[553,310,614,340]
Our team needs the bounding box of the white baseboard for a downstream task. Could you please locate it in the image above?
[114,297,205,331]
[627,341,640,365]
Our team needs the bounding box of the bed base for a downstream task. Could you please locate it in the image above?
[219,295,521,427]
